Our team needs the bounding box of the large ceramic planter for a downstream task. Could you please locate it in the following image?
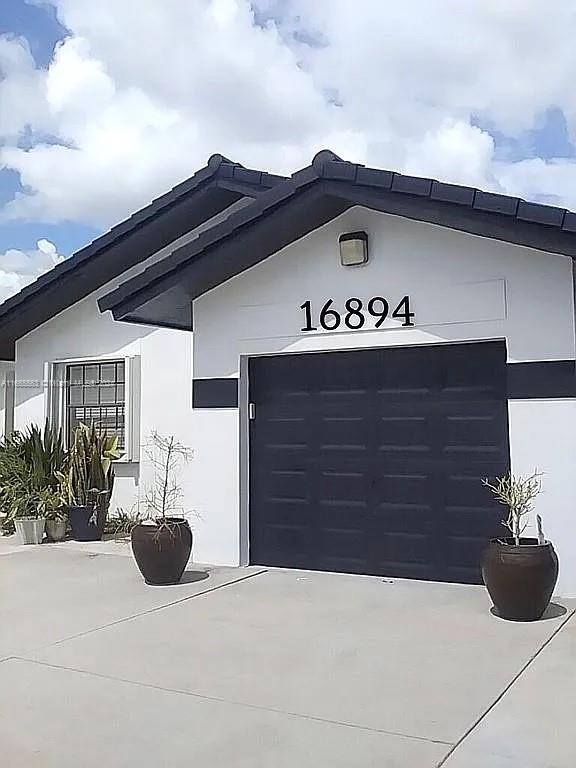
[15,517,45,545]
[482,537,558,621]
[45,518,67,542]
[68,502,108,542]
[131,518,193,585]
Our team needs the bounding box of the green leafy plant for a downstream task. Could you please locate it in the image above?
[21,422,66,492]
[57,423,120,511]
[483,471,543,545]
[106,506,145,538]
[0,440,36,528]
[0,423,67,531]
[36,487,67,521]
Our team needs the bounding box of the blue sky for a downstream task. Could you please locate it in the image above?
[1,0,64,67]
[1,1,576,301]
[0,0,99,256]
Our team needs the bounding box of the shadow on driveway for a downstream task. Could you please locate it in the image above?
[490,601,568,621]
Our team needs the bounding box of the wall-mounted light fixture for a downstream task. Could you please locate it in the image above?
[339,231,369,267]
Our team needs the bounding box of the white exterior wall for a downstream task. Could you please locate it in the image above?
[193,207,576,595]
[0,361,15,438]
[13,199,250,567]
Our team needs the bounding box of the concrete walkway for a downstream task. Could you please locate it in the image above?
[0,535,574,767]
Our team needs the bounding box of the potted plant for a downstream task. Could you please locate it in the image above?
[0,424,67,544]
[41,489,68,542]
[13,507,46,545]
[482,471,558,621]
[5,480,48,546]
[131,432,193,585]
[0,433,29,537]
[58,423,120,541]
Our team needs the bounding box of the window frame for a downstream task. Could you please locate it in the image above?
[44,354,141,463]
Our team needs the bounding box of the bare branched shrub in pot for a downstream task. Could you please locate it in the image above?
[130,432,193,585]
[481,471,558,621]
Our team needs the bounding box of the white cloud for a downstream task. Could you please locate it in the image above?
[0,36,51,139]
[494,158,576,210]
[0,239,65,303]
[1,0,576,231]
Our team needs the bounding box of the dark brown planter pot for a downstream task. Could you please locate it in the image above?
[482,538,558,621]
[131,518,193,585]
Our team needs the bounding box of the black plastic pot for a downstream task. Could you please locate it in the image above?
[482,538,558,621]
[131,518,193,585]
[68,503,108,542]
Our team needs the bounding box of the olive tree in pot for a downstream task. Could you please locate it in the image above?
[131,432,193,585]
[482,472,558,621]
[58,423,120,541]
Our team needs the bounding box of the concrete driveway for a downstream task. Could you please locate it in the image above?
[1,536,574,767]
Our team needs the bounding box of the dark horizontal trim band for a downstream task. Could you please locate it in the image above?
[193,378,238,408]
[192,362,574,408]
[507,360,576,399]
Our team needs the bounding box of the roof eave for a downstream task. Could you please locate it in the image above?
[100,156,576,328]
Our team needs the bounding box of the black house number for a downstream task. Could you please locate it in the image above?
[299,296,415,332]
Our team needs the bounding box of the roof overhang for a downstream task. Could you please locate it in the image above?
[103,181,351,327]
[99,150,576,330]
[0,155,284,359]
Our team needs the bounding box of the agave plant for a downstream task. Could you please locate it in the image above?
[58,423,121,508]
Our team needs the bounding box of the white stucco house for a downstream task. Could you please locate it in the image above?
[2,150,576,595]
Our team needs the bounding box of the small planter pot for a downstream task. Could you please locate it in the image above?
[131,518,193,585]
[68,503,108,542]
[482,538,559,621]
[45,518,67,542]
[15,517,45,545]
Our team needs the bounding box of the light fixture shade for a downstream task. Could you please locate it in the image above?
[339,231,369,266]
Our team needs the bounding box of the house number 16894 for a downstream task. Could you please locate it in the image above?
[299,296,415,332]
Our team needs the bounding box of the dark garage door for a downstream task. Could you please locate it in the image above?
[249,342,510,584]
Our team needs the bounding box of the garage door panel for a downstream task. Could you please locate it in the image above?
[250,342,510,583]
[444,414,506,453]
[262,481,310,505]
[444,465,506,506]
[256,497,310,522]
[381,531,434,563]
[375,502,436,534]
[377,413,431,453]
[318,419,369,451]
[376,469,431,505]
[318,468,369,505]
[251,514,312,568]
[441,342,505,381]
[257,420,308,448]
[445,504,505,536]
[320,525,368,557]
[262,469,309,500]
